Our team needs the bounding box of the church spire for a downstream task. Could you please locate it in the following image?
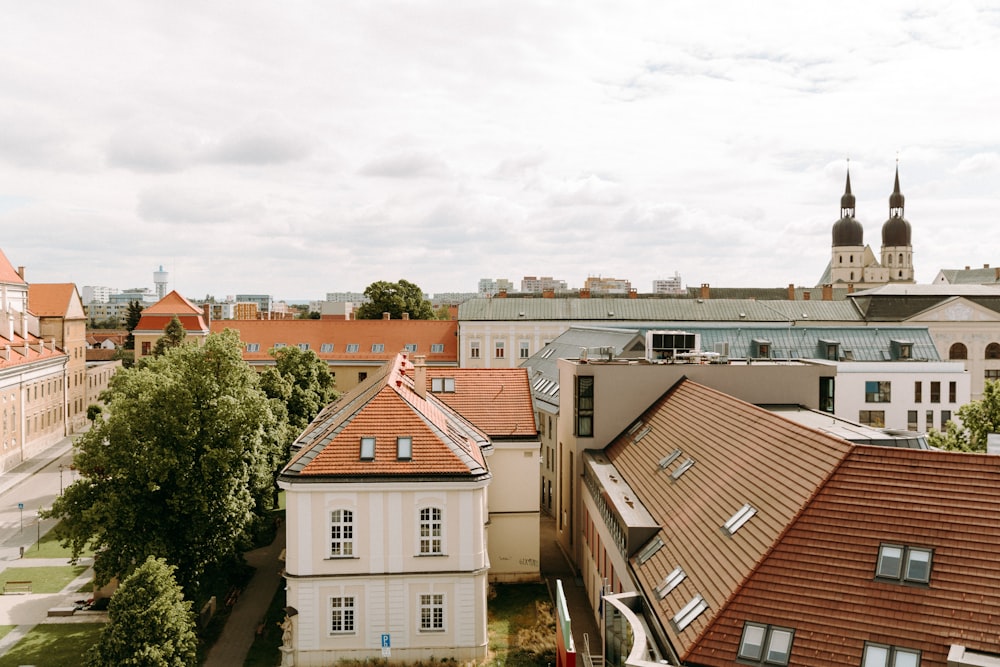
[888,161,905,218]
[840,164,856,219]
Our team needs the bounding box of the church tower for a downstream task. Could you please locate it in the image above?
[830,168,866,285]
[880,164,914,282]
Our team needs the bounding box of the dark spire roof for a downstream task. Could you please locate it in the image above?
[882,163,911,247]
[832,167,863,247]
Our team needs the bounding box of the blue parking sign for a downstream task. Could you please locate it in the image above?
[381,634,390,648]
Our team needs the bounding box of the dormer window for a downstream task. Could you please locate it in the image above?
[372,343,385,353]
[431,377,455,393]
[752,339,771,358]
[346,344,359,353]
[396,436,412,460]
[360,436,376,461]
[876,543,932,584]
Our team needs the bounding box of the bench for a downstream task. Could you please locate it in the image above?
[48,607,76,617]
[3,580,32,594]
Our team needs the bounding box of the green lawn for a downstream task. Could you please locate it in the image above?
[0,626,13,642]
[0,565,89,594]
[487,583,556,667]
[24,521,95,560]
[0,623,104,667]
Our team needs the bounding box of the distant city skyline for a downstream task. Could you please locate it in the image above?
[3,2,998,300]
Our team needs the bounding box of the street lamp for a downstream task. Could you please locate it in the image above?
[59,464,65,495]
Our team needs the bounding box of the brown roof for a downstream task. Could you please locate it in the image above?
[689,446,1000,666]
[0,248,25,284]
[604,379,854,658]
[210,319,458,364]
[281,354,489,481]
[411,367,537,438]
[28,283,84,318]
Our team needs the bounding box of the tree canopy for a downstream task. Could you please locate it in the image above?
[152,316,187,357]
[124,300,144,350]
[927,379,1000,452]
[355,279,434,320]
[47,330,285,600]
[259,345,337,449]
[86,556,197,667]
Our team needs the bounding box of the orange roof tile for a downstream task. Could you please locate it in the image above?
[28,283,84,318]
[0,333,67,370]
[414,367,537,438]
[688,446,1000,666]
[143,290,204,315]
[210,319,458,364]
[281,354,489,481]
[134,313,210,334]
[0,248,25,284]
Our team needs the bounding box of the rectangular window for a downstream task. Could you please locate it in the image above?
[949,381,956,403]
[470,341,480,359]
[738,622,794,666]
[865,381,891,403]
[926,410,933,431]
[876,543,932,584]
[420,594,444,631]
[358,372,367,383]
[273,343,286,349]
[330,510,354,557]
[941,410,951,426]
[930,381,940,403]
[575,376,594,437]
[859,410,885,428]
[431,343,444,353]
[297,343,310,351]
[495,341,505,358]
[913,381,921,403]
[346,343,359,353]
[397,436,412,460]
[419,508,442,554]
[330,596,355,633]
[819,376,835,413]
[520,341,530,359]
[404,343,417,352]
[360,436,376,460]
[320,343,334,353]
[371,343,385,353]
[862,642,921,667]
[907,410,918,431]
[431,377,455,393]
[987,369,1000,380]
[141,341,151,355]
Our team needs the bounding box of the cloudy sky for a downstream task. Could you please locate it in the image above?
[2,2,999,300]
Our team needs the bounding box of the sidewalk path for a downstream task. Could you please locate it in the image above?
[202,524,287,667]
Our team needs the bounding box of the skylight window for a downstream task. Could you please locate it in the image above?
[635,536,664,565]
[298,343,310,351]
[430,343,444,353]
[656,567,686,599]
[876,544,932,584]
[346,344,359,353]
[632,426,651,443]
[628,420,644,435]
[671,458,695,480]
[658,449,682,470]
[405,343,417,352]
[360,437,376,460]
[372,343,385,353]
[431,377,455,393]
[320,343,334,353]
[246,343,260,353]
[723,503,757,536]
[396,436,412,460]
[672,594,707,631]
[273,342,286,349]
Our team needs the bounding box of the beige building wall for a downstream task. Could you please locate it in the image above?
[86,361,121,408]
[2,354,68,472]
[38,316,88,433]
[484,440,541,582]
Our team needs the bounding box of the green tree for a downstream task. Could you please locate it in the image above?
[46,330,285,600]
[260,346,336,434]
[355,279,434,320]
[86,556,197,667]
[927,380,1000,452]
[87,404,103,423]
[152,316,187,357]
[124,300,144,350]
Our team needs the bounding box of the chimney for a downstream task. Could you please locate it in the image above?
[985,264,991,269]
[542,289,554,298]
[402,312,409,320]
[413,355,427,398]
[579,289,591,299]
[49,337,56,352]
[822,283,833,301]
[4,314,11,342]
[202,303,211,326]
[17,266,24,280]
[803,291,811,301]
[497,289,507,298]
[995,267,999,281]
[628,288,638,299]
[382,312,390,320]
[700,283,710,299]
[787,284,795,300]
[847,283,855,294]
[965,266,971,270]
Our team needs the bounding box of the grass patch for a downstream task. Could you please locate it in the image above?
[0,626,13,642]
[0,623,104,667]
[24,521,95,560]
[244,581,287,667]
[0,565,88,594]
[487,583,556,667]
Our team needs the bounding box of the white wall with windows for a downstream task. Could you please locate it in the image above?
[281,481,490,665]
[832,361,970,433]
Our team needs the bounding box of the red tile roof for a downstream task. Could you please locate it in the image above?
[28,283,84,318]
[135,291,209,334]
[0,333,67,370]
[282,354,489,480]
[688,446,1000,666]
[414,368,537,438]
[0,248,25,284]
[210,319,458,364]
[143,290,203,315]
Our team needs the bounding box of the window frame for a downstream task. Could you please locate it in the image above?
[329,509,355,558]
[875,543,932,585]
[469,341,480,359]
[575,375,594,437]
[397,436,412,461]
[346,343,360,353]
[430,343,444,353]
[329,595,356,634]
[419,593,445,632]
[418,507,443,555]
[865,380,891,403]
[859,410,885,428]
[862,642,921,667]
[737,621,794,666]
[495,340,505,359]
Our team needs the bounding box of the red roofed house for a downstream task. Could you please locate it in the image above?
[0,249,69,471]
[133,290,211,360]
[278,353,539,665]
[27,283,89,433]
[211,317,458,393]
[576,375,1000,667]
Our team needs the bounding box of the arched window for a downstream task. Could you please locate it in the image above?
[987,343,1000,360]
[898,270,903,278]
[949,343,968,360]
[898,253,904,264]
[839,256,843,264]
[887,254,893,266]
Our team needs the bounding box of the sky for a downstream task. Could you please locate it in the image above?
[3,2,1000,301]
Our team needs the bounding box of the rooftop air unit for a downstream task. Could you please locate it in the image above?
[646,330,700,363]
